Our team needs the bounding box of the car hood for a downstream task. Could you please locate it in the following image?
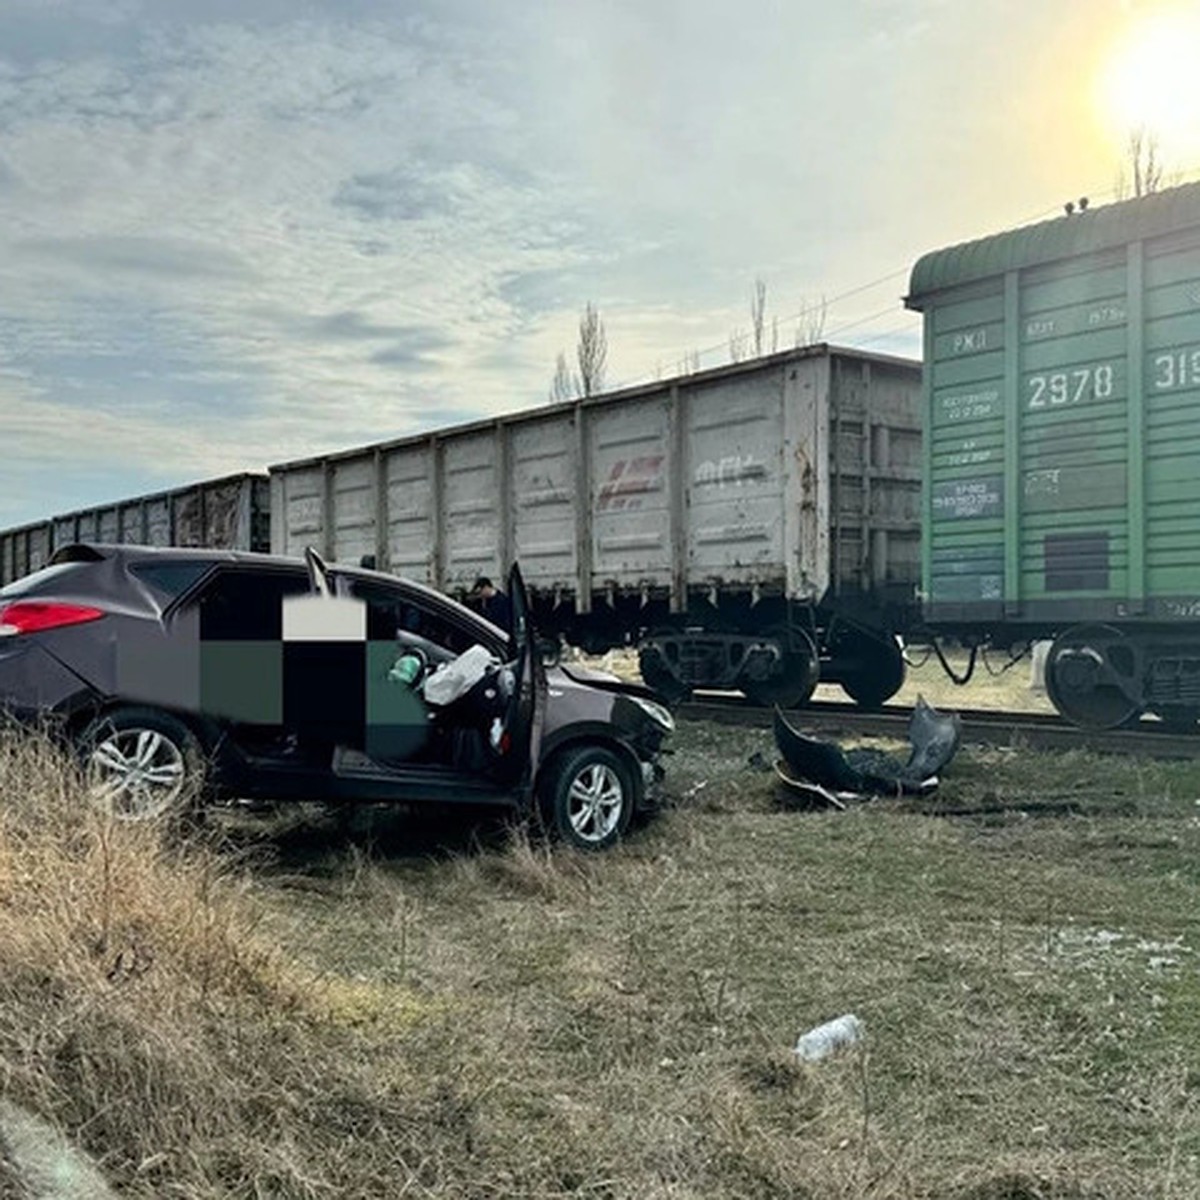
[554,663,662,702]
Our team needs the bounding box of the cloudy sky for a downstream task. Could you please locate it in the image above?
[1,0,1195,528]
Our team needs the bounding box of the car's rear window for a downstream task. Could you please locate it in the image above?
[130,561,213,600]
[0,562,91,598]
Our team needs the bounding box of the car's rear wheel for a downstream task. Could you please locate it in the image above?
[78,707,205,822]
[541,745,635,852]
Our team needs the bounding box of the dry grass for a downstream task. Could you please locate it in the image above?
[0,733,476,1197]
[860,645,1055,714]
[252,725,1200,1198]
[2,721,1200,1197]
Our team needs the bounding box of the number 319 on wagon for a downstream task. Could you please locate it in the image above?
[1152,348,1200,391]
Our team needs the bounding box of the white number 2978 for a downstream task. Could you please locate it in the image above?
[1027,364,1114,410]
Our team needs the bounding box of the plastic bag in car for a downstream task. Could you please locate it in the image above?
[422,644,500,708]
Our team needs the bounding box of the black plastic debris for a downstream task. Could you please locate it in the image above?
[773,696,962,807]
[904,694,964,782]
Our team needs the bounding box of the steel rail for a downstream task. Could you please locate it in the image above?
[677,696,1200,760]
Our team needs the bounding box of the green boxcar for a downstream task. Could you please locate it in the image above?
[907,183,1200,729]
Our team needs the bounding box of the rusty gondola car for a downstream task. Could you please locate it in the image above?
[0,473,271,586]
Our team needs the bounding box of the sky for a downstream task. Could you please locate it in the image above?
[1,0,1196,528]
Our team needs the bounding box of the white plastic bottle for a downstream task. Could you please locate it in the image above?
[794,1013,864,1062]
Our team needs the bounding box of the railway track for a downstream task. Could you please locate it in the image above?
[678,695,1200,760]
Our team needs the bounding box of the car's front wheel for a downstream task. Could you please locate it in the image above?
[78,707,205,822]
[540,744,636,851]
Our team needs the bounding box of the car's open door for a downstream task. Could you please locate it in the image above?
[303,546,332,596]
[491,563,545,792]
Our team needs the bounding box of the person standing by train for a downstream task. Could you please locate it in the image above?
[471,576,512,632]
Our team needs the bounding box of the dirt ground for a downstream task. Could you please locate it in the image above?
[580,643,1057,714]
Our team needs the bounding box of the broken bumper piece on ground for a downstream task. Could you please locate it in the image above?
[772,696,963,807]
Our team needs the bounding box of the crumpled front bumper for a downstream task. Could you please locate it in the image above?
[636,748,669,810]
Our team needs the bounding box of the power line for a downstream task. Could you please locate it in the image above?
[609,266,915,389]
[612,165,1200,389]
[683,267,912,366]
[824,303,909,340]
[848,318,922,349]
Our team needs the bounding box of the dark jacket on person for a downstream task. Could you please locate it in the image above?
[480,589,512,631]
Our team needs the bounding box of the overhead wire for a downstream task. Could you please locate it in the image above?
[849,320,922,351]
[824,304,913,340]
[613,165,1200,389]
[713,268,910,361]
[611,267,914,389]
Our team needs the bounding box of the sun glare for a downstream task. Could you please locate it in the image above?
[1102,8,1200,162]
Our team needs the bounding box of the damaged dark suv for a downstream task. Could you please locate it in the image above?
[0,544,673,850]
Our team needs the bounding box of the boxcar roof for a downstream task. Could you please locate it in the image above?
[906,180,1200,307]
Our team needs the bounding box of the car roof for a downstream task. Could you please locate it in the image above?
[50,542,490,618]
[54,542,299,570]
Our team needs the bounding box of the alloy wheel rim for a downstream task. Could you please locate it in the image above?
[87,728,187,820]
[566,762,624,843]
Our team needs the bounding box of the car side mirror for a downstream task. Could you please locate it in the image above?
[537,637,561,668]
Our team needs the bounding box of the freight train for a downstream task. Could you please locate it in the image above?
[6,180,1200,729]
[0,473,271,584]
[267,346,923,708]
[1,347,923,709]
[908,179,1200,729]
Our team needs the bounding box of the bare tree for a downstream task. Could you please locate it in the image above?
[771,315,779,354]
[576,302,608,397]
[750,278,767,356]
[728,329,747,363]
[548,350,575,404]
[547,302,608,402]
[1116,126,1165,199]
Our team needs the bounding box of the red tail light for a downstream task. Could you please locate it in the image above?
[0,602,105,636]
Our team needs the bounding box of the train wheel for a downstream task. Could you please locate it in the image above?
[638,639,689,705]
[1045,624,1142,730]
[833,629,904,710]
[742,628,819,708]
